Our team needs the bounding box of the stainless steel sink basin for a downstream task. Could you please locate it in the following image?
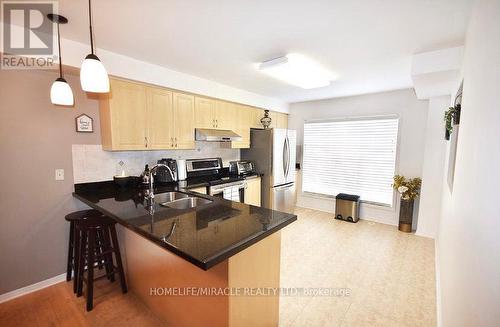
[159,195,213,209]
[155,191,190,204]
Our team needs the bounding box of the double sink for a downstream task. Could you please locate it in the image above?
[156,191,213,210]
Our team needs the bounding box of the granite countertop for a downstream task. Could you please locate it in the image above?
[73,180,296,270]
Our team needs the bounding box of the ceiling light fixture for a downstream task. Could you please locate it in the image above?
[47,13,74,106]
[80,0,109,93]
[258,53,335,89]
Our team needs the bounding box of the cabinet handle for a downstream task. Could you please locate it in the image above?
[145,137,148,148]
[175,137,178,147]
[171,137,174,147]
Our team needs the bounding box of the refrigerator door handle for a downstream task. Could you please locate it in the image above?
[282,137,287,178]
[284,136,290,178]
[275,182,294,190]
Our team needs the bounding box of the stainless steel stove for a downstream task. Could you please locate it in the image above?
[186,158,246,202]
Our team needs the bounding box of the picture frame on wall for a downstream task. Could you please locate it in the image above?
[75,114,94,133]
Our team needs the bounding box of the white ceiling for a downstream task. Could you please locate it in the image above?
[54,0,472,103]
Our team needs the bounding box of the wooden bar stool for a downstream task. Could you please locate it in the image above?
[76,216,127,311]
[65,209,105,293]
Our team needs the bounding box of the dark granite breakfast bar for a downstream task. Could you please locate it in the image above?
[73,180,297,327]
[73,181,296,270]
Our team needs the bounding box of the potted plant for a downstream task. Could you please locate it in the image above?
[444,105,462,140]
[393,175,422,232]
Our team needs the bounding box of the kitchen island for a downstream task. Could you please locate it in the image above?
[73,181,296,327]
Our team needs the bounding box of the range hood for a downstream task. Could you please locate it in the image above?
[195,129,242,142]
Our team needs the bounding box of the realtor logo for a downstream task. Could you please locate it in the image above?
[1,0,57,69]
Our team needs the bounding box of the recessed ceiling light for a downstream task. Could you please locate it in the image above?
[258,53,335,89]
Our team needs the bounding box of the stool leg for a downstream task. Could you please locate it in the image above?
[76,230,87,297]
[86,230,95,311]
[109,224,127,293]
[66,221,74,282]
[102,227,115,282]
[95,229,104,271]
[73,226,80,293]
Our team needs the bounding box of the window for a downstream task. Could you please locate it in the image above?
[302,117,399,206]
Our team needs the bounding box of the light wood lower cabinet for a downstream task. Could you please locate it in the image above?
[120,226,281,327]
[244,177,261,207]
[189,186,207,194]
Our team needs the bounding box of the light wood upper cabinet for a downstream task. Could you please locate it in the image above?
[100,77,284,151]
[194,96,216,129]
[244,177,261,207]
[100,78,148,150]
[215,100,235,130]
[194,97,236,130]
[250,108,265,129]
[275,112,288,129]
[100,78,195,151]
[232,104,251,148]
[172,92,195,149]
[147,87,173,149]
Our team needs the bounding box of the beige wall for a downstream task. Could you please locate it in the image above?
[289,89,429,226]
[0,70,100,294]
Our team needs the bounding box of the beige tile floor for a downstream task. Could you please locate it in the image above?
[279,207,436,327]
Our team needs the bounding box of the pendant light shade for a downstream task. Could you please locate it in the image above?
[51,77,74,106]
[47,13,74,106]
[80,0,109,93]
[80,54,109,92]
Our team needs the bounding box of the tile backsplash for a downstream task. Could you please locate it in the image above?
[72,143,240,183]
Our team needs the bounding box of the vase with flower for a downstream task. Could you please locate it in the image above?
[393,175,422,232]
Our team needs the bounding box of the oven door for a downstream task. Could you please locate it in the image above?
[210,184,245,202]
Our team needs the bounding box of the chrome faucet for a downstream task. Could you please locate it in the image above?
[147,164,175,199]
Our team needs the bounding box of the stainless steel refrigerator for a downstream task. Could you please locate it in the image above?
[241,128,297,214]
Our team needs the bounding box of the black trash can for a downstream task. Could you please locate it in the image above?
[335,193,360,223]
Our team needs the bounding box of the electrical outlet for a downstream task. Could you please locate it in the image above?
[55,169,65,181]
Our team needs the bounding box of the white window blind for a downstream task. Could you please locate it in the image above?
[302,117,399,206]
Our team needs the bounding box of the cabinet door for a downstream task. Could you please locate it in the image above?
[194,96,216,129]
[251,108,265,129]
[107,79,148,150]
[215,100,235,130]
[173,92,195,149]
[189,186,207,194]
[244,177,261,206]
[147,87,174,149]
[232,105,251,148]
[276,112,288,129]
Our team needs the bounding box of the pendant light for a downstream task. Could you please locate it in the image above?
[80,0,109,93]
[47,14,74,106]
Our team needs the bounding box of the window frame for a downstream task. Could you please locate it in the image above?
[300,114,401,208]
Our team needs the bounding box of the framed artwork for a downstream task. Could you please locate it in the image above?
[75,114,94,133]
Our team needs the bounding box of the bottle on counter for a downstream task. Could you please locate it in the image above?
[141,164,151,185]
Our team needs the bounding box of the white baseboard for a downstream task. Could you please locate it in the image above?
[415,229,436,239]
[0,273,66,304]
[295,205,397,226]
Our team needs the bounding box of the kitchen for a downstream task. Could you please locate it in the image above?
[1,1,498,327]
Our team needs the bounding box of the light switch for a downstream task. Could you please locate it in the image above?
[55,169,65,181]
